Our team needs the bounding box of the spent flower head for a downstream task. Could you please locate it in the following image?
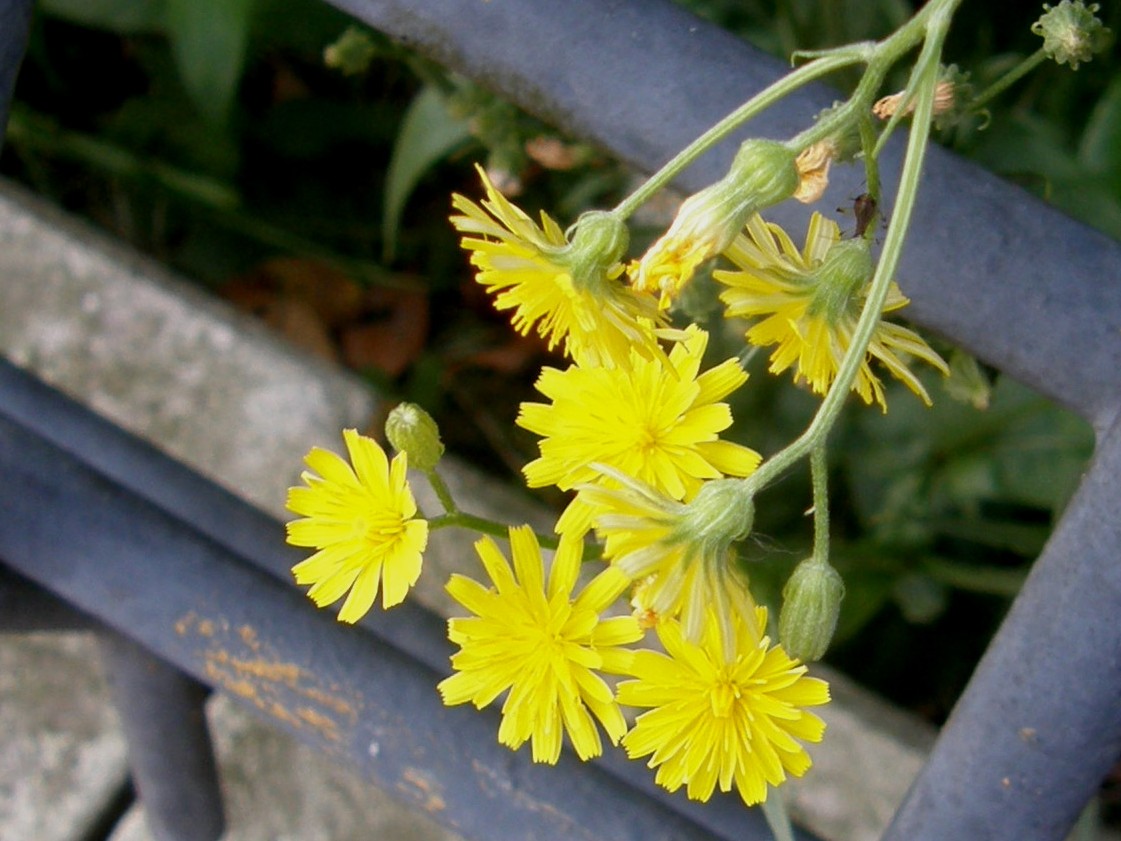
[438,527,644,764]
[451,165,665,368]
[618,606,830,806]
[714,212,948,411]
[1033,1,1111,70]
[286,429,428,623]
[518,324,760,535]
[631,139,799,309]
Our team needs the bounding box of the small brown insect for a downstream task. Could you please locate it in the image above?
[853,193,878,238]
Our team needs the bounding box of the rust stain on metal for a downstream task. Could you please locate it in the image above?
[297,706,340,741]
[176,610,360,745]
[301,686,358,720]
[238,625,261,651]
[400,767,447,813]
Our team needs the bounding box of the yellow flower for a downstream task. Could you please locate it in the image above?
[714,212,948,410]
[577,471,757,644]
[438,526,644,764]
[518,325,760,536]
[286,429,428,623]
[451,165,665,368]
[618,606,830,807]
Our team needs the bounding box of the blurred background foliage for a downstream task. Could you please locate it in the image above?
[1,0,1113,736]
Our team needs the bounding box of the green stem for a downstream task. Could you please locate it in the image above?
[760,791,795,841]
[428,511,560,550]
[810,443,831,564]
[612,48,868,220]
[425,468,460,514]
[742,3,952,500]
[613,0,961,223]
[970,48,1048,112]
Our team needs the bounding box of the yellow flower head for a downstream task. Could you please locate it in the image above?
[438,526,644,764]
[618,606,830,807]
[576,470,757,644]
[451,165,665,368]
[286,429,428,623]
[518,324,760,535]
[714,212,949,410]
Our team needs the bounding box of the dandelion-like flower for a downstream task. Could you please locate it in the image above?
[714,212,948,410]
[618,606,830,806]
[518,325,760,535]
[286,429,428,623]
[578,471,757,643]
[451,165,664,368]
[438,526,644,764]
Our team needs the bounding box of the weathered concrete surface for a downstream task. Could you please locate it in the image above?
[109,693,464,841]
[0,633,128,841]
[1,174,1094,841]
[0,181,375,516]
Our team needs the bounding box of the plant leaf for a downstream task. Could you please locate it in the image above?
[165,0,255,127]
[383,86,471,262]
[39,0,166,33]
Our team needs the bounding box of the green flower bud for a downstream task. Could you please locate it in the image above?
[678,479,756,551]
[727,139,800,210]
[779,558,845,662]
[557,210,630,292]
[1032,1,1112,70]
[808,238,874,323]
[385,403,445,471]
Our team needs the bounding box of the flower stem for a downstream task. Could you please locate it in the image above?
[612,49,867,220]
[743,2,952,500]
[760,791,795,841]
[428,511,560,550]
[969,47,1048,112]
[425,467,460,514]
[810,443,831,564]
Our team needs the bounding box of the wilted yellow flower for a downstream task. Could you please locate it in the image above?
[518,325,759,536]
[873,81,956,120]
[286,429,428,623]
[438,527,643,764]
[618,606,830,806]
[792,140,837,204]
[714,212,948,410]
[451,165,665,368]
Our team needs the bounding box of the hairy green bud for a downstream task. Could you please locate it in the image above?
[385,403,445,471]
[779,558,845,662]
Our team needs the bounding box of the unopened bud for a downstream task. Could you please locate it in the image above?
[1033,1,1112,70]
[779,558,845,662]
[385,403,445,471]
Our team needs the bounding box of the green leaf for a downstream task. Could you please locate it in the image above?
[39,0,166,33]
[1080,76,1121,181]
[165,0,256,127]
[382,86,471,262]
